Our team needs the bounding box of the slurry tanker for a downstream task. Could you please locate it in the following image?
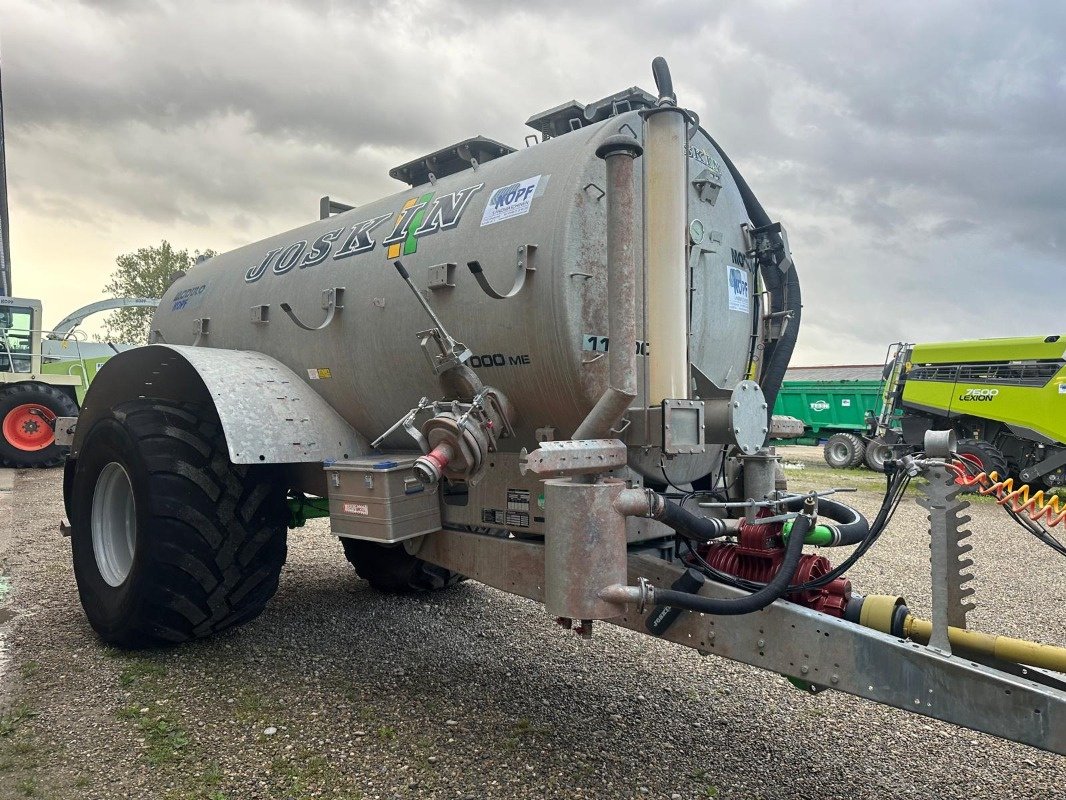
[59,59,1065,755]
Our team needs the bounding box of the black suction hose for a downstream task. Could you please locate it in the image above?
[696,124,801,417]
[651,56,676,104]
[655,497,730,542]
[651,512,813,615]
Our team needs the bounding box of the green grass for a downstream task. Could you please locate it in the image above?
[116,704,142,721]
[118,658,168,687]
[781,459,889,492]
[201,761,223,788]
[0,705,37,738]
[140,716,190,766]
[269,750,338,799]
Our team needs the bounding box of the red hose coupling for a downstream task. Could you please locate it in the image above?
[413,442,452,485]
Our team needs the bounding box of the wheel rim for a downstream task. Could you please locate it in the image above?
[2,403,56,451]
[828,441,849,463]
[91,462,137,587]
[869,443,889,468]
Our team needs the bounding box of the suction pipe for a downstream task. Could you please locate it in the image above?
[643,57,690,403]
[573,135,643,440]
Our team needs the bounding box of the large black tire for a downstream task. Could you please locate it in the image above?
[823,433,865,469]
[864,437,895,473]
[340,538,463,592]
[954,439,1008,494]
[68,400,288,647]
[0,383,78,468]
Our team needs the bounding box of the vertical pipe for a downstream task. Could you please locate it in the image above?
[544,478,628,619]
[606,149,638,404]
[644,108,689,402]
[573,135,643,440]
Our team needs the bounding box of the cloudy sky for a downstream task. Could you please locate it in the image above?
[1,0,1062,363]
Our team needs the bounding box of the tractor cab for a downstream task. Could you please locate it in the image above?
[0,296,41,374]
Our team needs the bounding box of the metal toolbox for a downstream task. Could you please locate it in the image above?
[326,455,441,543]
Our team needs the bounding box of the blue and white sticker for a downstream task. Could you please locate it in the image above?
[481,175,542,226]
[727,266,749,313]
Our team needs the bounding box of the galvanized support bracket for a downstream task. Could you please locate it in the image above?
[467,245,537,300]
[53,416,77,447]
[518,438,627,477]
[692,167,722,205]
[280,288,344,332]
[427,262,457,290]
[412,529,1066,755]
[918,463,976,652]
[319,196,355,220]
[192,317,210,346]
[535,427,556,443]
[250,304,269,323]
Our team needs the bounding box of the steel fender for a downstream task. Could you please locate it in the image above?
[70,344,369,464]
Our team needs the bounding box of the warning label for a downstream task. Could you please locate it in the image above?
[506,489,530,512]
[481,508,530,528]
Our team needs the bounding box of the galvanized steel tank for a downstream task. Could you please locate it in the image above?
[153,99,758,484]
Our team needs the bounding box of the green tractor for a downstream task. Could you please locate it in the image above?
[0,295,157,467]
[863,336,1066,486]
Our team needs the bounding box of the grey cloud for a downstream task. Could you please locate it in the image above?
[2,0,1064,358]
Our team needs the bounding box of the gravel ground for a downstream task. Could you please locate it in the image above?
[0,449,1063,799]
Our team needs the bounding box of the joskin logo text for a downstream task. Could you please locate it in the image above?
[244,183,484,283]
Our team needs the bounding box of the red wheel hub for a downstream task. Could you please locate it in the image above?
[2,403,57,452]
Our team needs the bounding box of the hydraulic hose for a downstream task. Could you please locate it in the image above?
[697,125,801,416]
[650,512,812,616]
[655,496,731,542]
[781,496,869,547]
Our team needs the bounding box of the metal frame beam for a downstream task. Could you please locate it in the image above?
[412,528,1066,755]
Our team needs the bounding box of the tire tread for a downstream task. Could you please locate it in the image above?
[77,399,287,647]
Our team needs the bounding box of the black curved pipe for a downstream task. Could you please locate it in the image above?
[656,497,730,542]
[696,125,801,419]
[783,495,869,546]
[651,56,675,104]
[652,513,812,616]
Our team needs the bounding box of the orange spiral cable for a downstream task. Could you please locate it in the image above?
[952,467,1066,528]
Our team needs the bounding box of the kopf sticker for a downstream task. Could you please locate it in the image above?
[727,265,750,313]
[481,175,542,227]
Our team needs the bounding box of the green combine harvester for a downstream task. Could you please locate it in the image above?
[777,337,1066,486]
[870,336,1066,486]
